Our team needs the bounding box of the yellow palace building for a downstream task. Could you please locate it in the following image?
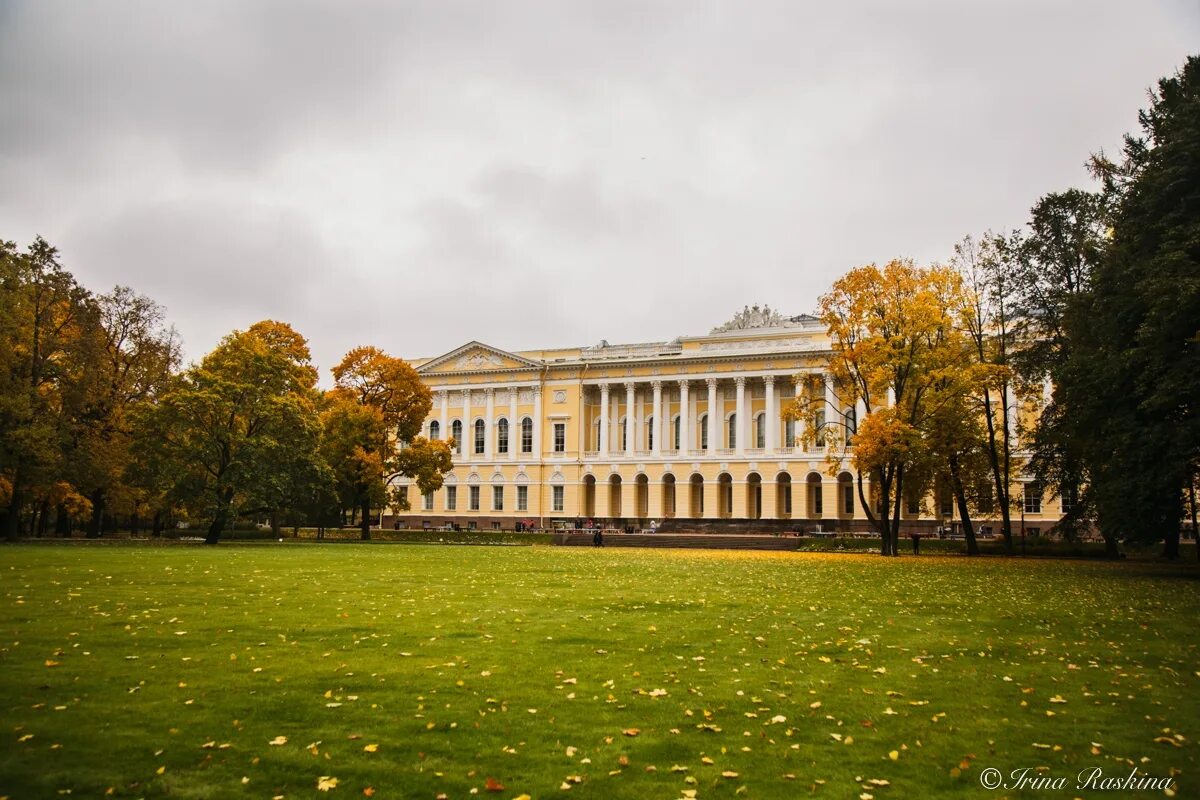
[389,309,1064,534]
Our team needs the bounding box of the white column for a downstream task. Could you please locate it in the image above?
[624,382,635,456]
[855,394,867,437]
[734,376,746,455]
[439,390,449,443]
[610,388,619,452]
[461,389,471,460]
[793,378,804,450]
[679,380,691,453]
[634,386,643,451]
[532,384,543,458]
[484,388,495,460]
[599,383,610,458]
[764,375,777,452]
[508,386,518,461]
[886,386,895,407]
[651,381,663,455]
[706,378,718,452]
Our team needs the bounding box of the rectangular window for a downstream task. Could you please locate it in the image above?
[553,423,566,453]
[783,486,792,515]
[423,491,433,511]
[491,521,501,530]
[1060,484,1078,514]
[493,485,504,511]
[940,494,953,517]
[517,485,528,511]
[843,484,854,514]
[673,417,680,450]
[812,485,823,515]
[445,486,457,511]
[469,485,480,511]
[521,420,533,453]
[474,422,485,454]
[397,486,408,509]
[552,485,564,512]
[906,496,920,515]
[1023,484,1042,514]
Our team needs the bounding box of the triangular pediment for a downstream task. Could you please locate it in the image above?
[416,341,543,374]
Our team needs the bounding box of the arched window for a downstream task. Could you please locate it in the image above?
[673,416,681,450]
[474,419,485,454]
[785,418,796,448]
[755,412,766,448]
[429,420,441,441]
[699,414,708,450]
[647,418,654,450]
[451,420,462,451]
[727,413,737,449]
[520,417,533,453]
[497,418,509,454]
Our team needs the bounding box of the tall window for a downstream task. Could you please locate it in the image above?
[647,418,654,450]
[814,410,826,449]
[552,485,564,512]
[446,486,457,511]
[493,485,504,511]
[620,419,627,450]
[699,414,708,449]
[1023,483,1042,514]
[521,418,533,453]
[553,423,566,453]
[517,485,528,511]
[673,416,680,450]
[429,420,440,440]
[1060,484,1078,514]
[397,486,408,509]
[469,485,480,511]
[423,491,433,511]
[497,418,509,454]
[785,418,796,448]
[755,413,765,448]
[473,419,485,454]
[843,484,854,514]
[451,420,462,451]
[812,484,822,515]
[595,420,602,450]
[845,407,857,445]
[727,414,737,449]
[783,484,792,515]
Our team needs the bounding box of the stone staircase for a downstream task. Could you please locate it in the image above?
[554,532,809,551]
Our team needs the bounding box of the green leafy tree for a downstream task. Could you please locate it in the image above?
[132,320,324,544]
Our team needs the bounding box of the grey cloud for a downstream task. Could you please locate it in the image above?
[1,0,1197,373]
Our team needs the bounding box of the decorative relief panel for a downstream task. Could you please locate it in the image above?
[455,351,505,369]
[697,338,821,353]
[553,390,567,403]
[518,389,534,403]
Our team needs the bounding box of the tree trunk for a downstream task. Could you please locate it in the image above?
[35,498,50,537]
[1163,525,1180,561]
[130,508,140,537]
[4,469,23,541]
[360,498,372,541]
[948,454,979,555]
[270,508,282,538]
[152,510,163,537]
[205,489,234,544]
[1103,533,1120,559]
[86,488,106,539]
[55,503,71,537]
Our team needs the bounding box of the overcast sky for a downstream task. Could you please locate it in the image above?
[1,1,1196,377]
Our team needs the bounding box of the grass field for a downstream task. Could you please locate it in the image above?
[1,543,1197,799]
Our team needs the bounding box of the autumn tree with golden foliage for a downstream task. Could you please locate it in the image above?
[326,346,452,540]
[802,259,985,555]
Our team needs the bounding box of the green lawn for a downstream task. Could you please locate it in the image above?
[1,544,1196,799]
